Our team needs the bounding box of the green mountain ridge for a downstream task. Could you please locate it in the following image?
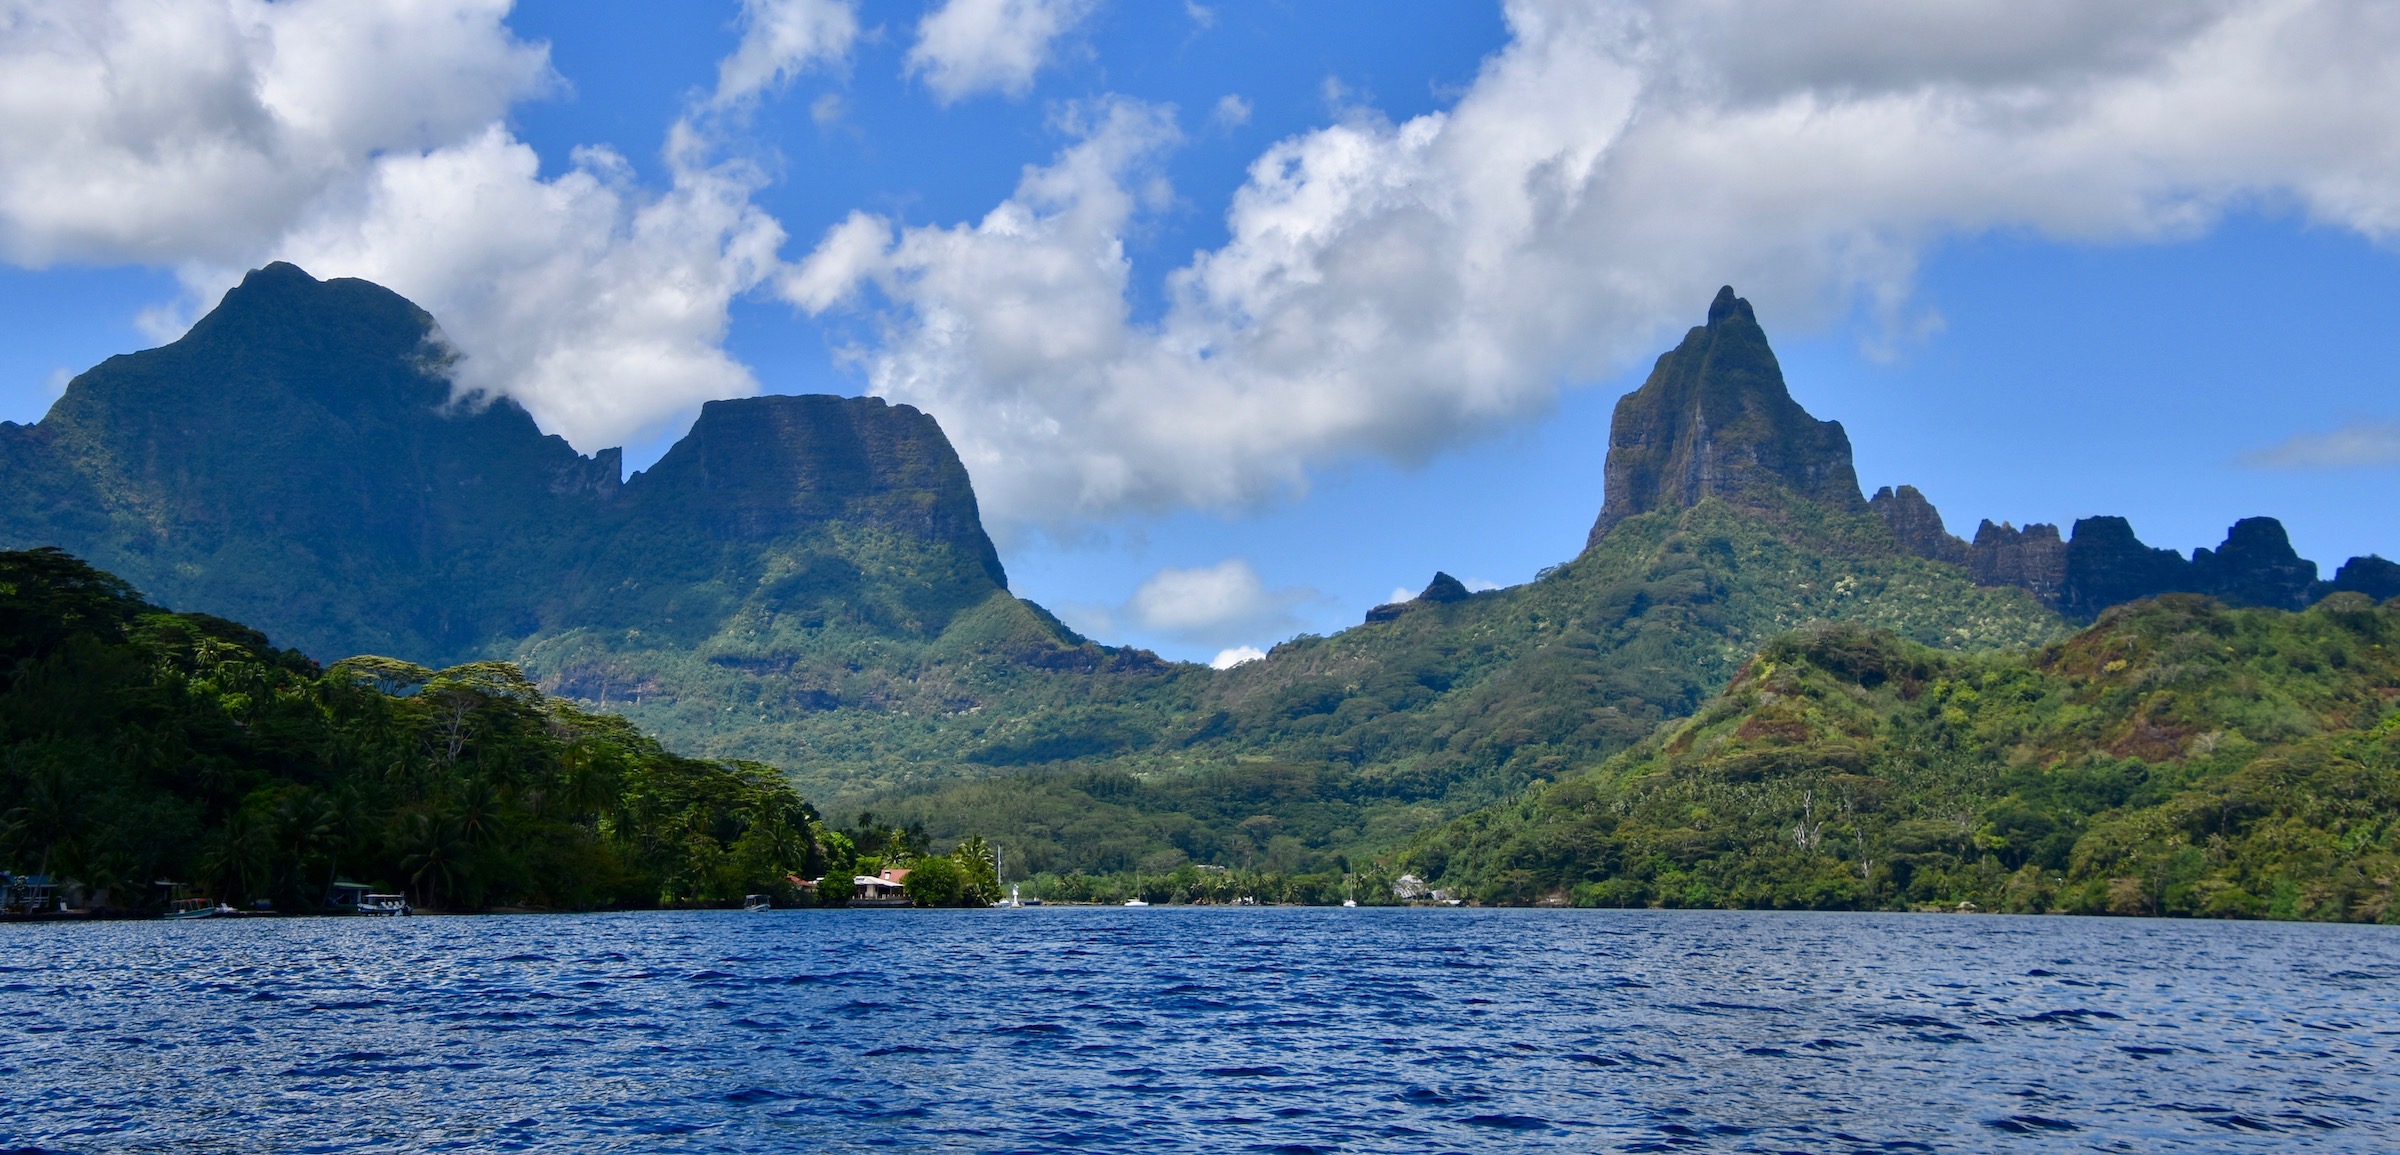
[5,268,2392,909]
[0,262,1040,671]
[870,492,2065,876]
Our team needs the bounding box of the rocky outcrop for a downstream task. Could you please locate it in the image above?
[2189,517,2317,611]
[1587,287,1865,547]
[2329,555,2400,601]
[1570,288,2386,623]
[2060,517,2196,621]
[1966,513,2362,620]
[1969,521,2069,609]
[628,395,1006,587]
[1870,485,1969,565]
[1365,571,1473,623]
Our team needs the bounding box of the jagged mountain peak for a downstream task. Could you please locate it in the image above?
[1705,284,1751,325]
[1361,570,1475,623]
[1871,485,1970,566]
[1586,286,1865,547]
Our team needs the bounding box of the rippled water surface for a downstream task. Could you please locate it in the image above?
[3,909,2396,1152]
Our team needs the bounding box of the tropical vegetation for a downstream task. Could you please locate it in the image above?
[0,547,822,913]
[1408,594,2400,922]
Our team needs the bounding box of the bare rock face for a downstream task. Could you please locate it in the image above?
[1969,521,2069,609]
[1587,287,1865,547]
[1968,513,2349,620]
[628,394,1006,587]
[2189,517,2317,612]
[2330,554,2400,601]
[2060,516,2195,621]
[1870,485,1970,565]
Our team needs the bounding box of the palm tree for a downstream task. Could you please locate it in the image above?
[396,811,467,908]
[952,835,999,905]
[201,809,275,904]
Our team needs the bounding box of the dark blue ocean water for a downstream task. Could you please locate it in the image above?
[1,908,2393,1153]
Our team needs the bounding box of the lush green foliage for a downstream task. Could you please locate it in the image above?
[0,264,2087,907]
[1026,864,1384,907]
[0,548,822,912]
[1412,594,2400,922]
[844,496,2062,875]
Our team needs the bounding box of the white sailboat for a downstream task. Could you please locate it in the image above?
[990,845,1023,908]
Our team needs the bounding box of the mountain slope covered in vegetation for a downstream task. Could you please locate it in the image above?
[1410,593,2400,922]
[0,547,821,912]
[8,268,2391,907]
[873,491,2064,876]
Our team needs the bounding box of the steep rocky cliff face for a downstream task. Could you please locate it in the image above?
[2332,555,2400,601]
[1958,510,2376,621]
[627,395,1003,584]
[2189,516,2319,611]
[1870,485,1970,565]
[0,263,1023,665]
[2059,516,2199,621]
[1969,520,2070,609]
[1857,466,2375,622]
[1586,287,1865,546]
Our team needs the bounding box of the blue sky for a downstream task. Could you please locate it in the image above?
[0,1,2395,664]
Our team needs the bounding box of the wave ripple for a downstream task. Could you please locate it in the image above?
[0,909,2393,1151]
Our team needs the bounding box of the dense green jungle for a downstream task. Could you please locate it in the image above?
[857,492,2063,881]
[1412,595,2400,921]
[0,546,835,913]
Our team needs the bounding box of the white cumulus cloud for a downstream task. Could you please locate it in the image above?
[1210,93,1251,131]
[1125,558,1318,648]
[2241,419,2400,469]
[0,0,848,457]
[274,125,787,454]
[0,0,550,267]
[712,0,859,107]
[796,0,2400,536]
[906,0,1098,104]
[1210,645,1265,670]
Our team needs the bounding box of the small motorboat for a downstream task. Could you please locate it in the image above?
[157,881,226,920]
[357,893,411,917]
[743,894,772,912]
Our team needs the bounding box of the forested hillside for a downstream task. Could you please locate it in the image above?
[7,268,2392,916]
[0,548,820,912]
[1412,594,2400,922]
[875,492,2062,876]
